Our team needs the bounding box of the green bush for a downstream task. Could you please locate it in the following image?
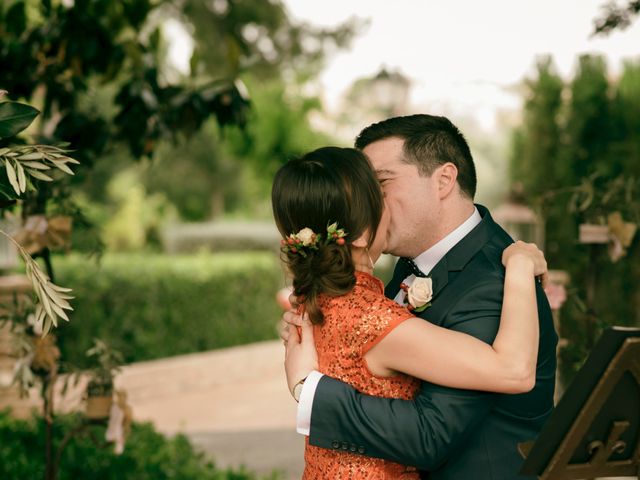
[53,252,285,368]
[0,410,275,479]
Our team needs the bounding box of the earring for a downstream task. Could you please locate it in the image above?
[365,248,375,270]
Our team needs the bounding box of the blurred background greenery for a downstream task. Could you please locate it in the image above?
[0,0,639,477]
[0,0,638,384]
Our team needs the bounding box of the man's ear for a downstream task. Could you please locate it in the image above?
[351,233,369,248]
[437,163,459,199]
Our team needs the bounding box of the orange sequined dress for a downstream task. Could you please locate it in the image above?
[303,271,421,480]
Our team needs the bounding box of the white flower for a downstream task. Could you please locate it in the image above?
[296,228,316,246]
[407,277,433,309]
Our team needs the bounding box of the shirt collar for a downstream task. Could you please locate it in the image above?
[412,207,482,275]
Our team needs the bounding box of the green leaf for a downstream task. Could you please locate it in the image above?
[4,159,20,194]
[17,151,45,161]
[0,102,40,138]
[16,162,26,192]
[412,302,431,313]
[51,160,75,175]
[26,169,53,182]
[22,161,50,170]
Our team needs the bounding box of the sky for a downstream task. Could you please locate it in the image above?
[282,0,640,130]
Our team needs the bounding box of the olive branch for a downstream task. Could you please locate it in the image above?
[0,229,74,336]
[0,144,79,195]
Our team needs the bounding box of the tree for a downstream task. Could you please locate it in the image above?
[178,0,360,81]
[142,121,239,221]
[142,78,335,221]
[593,0,640,35]
[609,60,640,177]
[509,55,640,381]
[0,0,358,219]
[509,56,564,196]
[0,0,250,162]
[562,55,614,180]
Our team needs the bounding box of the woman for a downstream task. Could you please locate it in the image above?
[272,147,545,479]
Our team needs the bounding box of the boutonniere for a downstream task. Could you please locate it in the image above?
[400,277,433,313]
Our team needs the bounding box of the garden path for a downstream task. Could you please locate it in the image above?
[115,339,304,479]
[52,340,303,479]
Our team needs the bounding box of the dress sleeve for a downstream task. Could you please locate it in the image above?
[358,295,414,356]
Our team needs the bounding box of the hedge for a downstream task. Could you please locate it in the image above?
[0,410,277,479]
[52,253,286,368]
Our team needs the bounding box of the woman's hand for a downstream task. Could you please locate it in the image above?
[502,240,548,287]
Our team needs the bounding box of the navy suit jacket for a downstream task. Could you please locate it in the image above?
[308,205,558,479]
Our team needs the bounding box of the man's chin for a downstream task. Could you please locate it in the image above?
[382,245,398,257]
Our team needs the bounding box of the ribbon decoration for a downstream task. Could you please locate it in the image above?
[607,212,637,262]
[12,215,72,255]
[105,389,133,454]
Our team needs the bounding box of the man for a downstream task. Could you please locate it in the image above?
[282,114,558,479]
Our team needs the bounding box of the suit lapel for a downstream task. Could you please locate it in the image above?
[426,256,449,301]
[426,205,502,304]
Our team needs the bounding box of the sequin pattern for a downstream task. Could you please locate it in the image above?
[303,271,421,479]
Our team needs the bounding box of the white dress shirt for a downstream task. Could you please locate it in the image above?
[296,207,482,435]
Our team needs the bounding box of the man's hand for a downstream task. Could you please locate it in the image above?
[282,312,318,394]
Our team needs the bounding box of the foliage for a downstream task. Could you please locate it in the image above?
[0,0,356,169]
[84,339,124,395]
[100,165,177,250]
[222,79,334,180]
[141,77,334,222]
[0,410,276,479]
[142,120,241,221]
[509,55,640,381]
[0,97,79,202]
[53,252,284,367]
[0,0,249,162]
[593,0,640,35]
[0,97,76,335]
[179,0,361,80]
[509,57,563,197]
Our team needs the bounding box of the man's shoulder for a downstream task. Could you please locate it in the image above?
[459,234,510,283]
[446,205,514,282]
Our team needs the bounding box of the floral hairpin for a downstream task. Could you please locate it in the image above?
[326,222,347,245]
[281,222,347,257]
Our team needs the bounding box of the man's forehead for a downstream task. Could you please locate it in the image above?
[363,139,406,170]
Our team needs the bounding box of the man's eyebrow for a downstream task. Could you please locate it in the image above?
[375,169,395,177]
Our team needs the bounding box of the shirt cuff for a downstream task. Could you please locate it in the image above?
[296,370,324,436]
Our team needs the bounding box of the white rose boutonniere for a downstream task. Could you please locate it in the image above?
[401,277,433,313]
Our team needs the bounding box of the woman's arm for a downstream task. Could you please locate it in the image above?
[364,241,544,394]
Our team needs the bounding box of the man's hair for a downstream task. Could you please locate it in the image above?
[355,114,477,199]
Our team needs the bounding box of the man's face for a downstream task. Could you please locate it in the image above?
[363,137,441,258]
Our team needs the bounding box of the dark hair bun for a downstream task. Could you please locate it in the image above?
[286,243,356,325]
[272,146,384,325]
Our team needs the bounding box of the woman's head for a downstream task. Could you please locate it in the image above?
[271,146,384,324]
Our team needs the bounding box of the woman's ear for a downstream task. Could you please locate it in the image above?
[351,232,369,248]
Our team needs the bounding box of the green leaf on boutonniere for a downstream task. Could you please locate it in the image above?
[412,302,431,313]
